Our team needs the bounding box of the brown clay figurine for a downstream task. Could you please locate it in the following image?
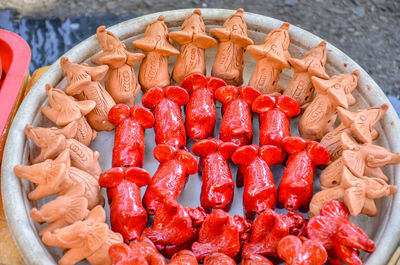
[30,183,89,236]
[320,104,388,161]
[310,166,397,217]
[92,26,145,106]
[14,149,104,209]
[247,22,291,94]
[210,8,253,86]
[299,70,360,141]
[320,132,400,188]
[284,41,329,107]
[24,124,102,177]
[133,15,180,92]
[169,9,217,84]
[42,84,97,146]
[42,205,123,265]
[60,57,116,131]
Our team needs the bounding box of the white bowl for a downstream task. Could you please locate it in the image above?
[2,8,400,265]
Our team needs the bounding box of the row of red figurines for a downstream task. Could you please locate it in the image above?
[109,200,375,265]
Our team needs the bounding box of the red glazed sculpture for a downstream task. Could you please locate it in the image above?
[191,209,251,261]
[133,15,180,92]
[278,136,330,211]
[143,144,198,214]
[210,8,253,86]
[231,144,282,219]
[241,253,273,265]
[203,253,236,265]
[142,86,189,148]
[247,22,291,94]
[215,85,261,146]
[284,41,329,107]
[192,138,238,211]
[180,73,227,141]
[169,250,199,265]
[92,26,145,106]
[307,200,375,265]
[170,9,217,84]
[142,197,207,257]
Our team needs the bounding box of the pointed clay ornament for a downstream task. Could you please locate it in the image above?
[299,70,360,141]
[92,26,145,106]
[284,41,329,107]
[248,22,291,94]
[60,57,116,131]
[170,9,217,84]
[133,15,180,92]
[210,8,254,86]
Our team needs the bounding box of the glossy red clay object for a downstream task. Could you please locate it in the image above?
[192,138,238,211]
[203,253,236,265]
[241,253,273,265]
[180,73,227,141]
[278,136,330,211]
[307,200,375,265]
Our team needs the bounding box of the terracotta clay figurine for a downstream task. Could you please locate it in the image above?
[170,9,217,84]
[42,205,123,265]
[241,253,273,265]
[142,86,189,148]
[320,132,400,188]
[143,144,198,214]
[30,183,89,236]
[307,200,375,264]
[284,41,329,107]
[215,85,261,146]
[60,57,116,131]
[247,22,291,94]
[191,209,251,261]
[24,124,102,177]
[210,8,253,86]
[277,235,327,265]
[203,253,236,265]
[169,250,199,265]
[142,197,207,257]
[180,73,227,141]
[133,15,180,92]
[14,149,104,209]
[320,104,388,161]
[192,138,238,211]
[41,84,97,146]
[310,166,397,217]
[92,26,145,106]
[299,70,360,141]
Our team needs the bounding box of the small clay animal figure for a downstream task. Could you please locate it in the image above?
[310,166,397,217]
[92,26,145,106]
[30,183,89,236]
[210,8,253,86]
[169,250,199,265]
[170,9,217,84]
[241,253,273,265]
[133,15,180,92]
[24,124,102,177]
[14,149,104,209]
[247,22,291,94]
[284,41,329,107]
[60,57,116,131]
[320,132,400,188]
[42,205,123,265]
[203,253,236,265]
[41,84,97,146]
[299,70,360,141]
[320,104,388,161]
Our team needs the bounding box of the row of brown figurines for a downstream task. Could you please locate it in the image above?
[309,131,399,217]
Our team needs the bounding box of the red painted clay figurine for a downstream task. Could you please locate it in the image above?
[203,253,236,265]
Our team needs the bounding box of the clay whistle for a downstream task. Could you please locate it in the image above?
[299,70,360,141]
[170,9,217,84]
[42,205,123,265]
[60,57,116,131]
[133,15,180,92]
[241,253,273,265]
[25,124,102,177]
[210,8,253,86]
[92,26,145,106]
[14,149,104,209]
[320,103,388,161]
[248,22,291,94]
[284,41,329,107]
[203,253,236,265]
